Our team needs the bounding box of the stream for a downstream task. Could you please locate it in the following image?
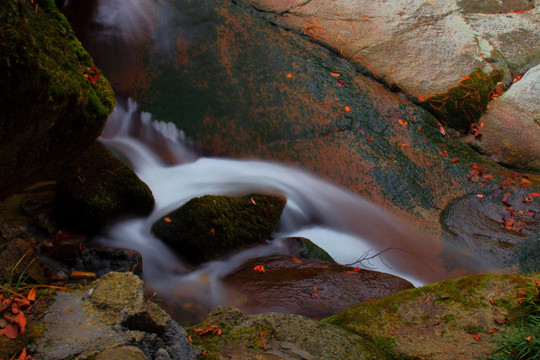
[64,0,491,323]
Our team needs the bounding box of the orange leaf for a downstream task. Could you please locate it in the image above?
[353,267,361,272]
[526,336,532,342]
[18,348,28,360]
[15,311,27,334]
[473,333,482,343]
[250,197,257,205]
[472,163,482,170]
[452,158,459,163]
[329,72,341,77]
[528,192,540,197]
[211,228,215,235]
[253,265,265,273]
[27,288,36,302]
[291,256,303,264]
[188,335,193,342]
[366,137,373,142]
[512,74,522,83]
[476,194,484,198]
[164,217,172,223]
[518,289,527,296]
[286,73,292,79]
[345,106,350,112]
[439,124,446,136]
[488,328,499,334]
[489,299,497,306]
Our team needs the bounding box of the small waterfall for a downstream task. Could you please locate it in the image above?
[95,99,485,322]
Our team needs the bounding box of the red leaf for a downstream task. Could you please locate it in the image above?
[366,137,374,142]
[488,328,499,334]
[3,323,18,339]
[452,158,459,163]
[528,192,540,197]
[473,333,482,343]
[291,256,303,264]
[489,299,497,306]
[494,317,508,324]
[472,163,482,170]
[352,267,361,272]
[526,336,532,342]
[336,79,345,87]
[18,348,28,360]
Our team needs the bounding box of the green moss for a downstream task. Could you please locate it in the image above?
[56,142,154,234]
[151,194,286,263]
[420,69,503,133]
[0,0,115,199]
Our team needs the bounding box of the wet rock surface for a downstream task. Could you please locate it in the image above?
[56,141,155,235]
[223,255,414,318]
[151,194,286,264]
[32,272,196,360]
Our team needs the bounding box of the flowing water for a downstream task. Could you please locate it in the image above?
[70,0,488,323]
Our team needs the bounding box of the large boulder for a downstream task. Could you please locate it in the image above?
[239,0,540,99]
[151,194,286,264]
[467,64,540,171]
[324,273,540,360]
[188,305,389,359]
[56,141,154,234]
[223,255,414,318]
[32,272,197,360]
[0,0,114,200]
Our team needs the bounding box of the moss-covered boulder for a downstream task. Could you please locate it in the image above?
[282,237,335,262]
[0,0,115,200]
[188,305,390,360]
[151,194,286,264]
[324,273,540,360]
[56,141,154,234]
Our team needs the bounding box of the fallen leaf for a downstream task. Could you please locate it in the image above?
[452,158,459,163]
[345,106,351,112]
[526,336,532,342]
[286,73,293,78]
[291,256,303,264]
[366,137,373,142]
[518,289,527,296]
[353,267,361,272]
[188,335,192,342]
[512,74,522,83]
[488,328,499,334]
[528,192,540,197]
[18,348,28,360]
[472,163,482,170]
[27,288,36,302]
[473,333,482,343]
[3,323,18,339]
[253,265,265,273]
[329,72,341,77]
[15,311,26,334]
[476,194,484,198]
[164,217,172,223]
[250,197,257,205]
[210,228,215,235]
[336,79,345,87]
[489,299,497,306]
[439,123,446,136]
[431,321,440,326]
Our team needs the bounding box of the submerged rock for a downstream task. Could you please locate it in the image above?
[0,0,114,200]
[56,141,154,234]
[151,194,286,264]
[223,255,413,318]
[223,255,414,318]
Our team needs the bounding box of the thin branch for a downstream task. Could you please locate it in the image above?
[344,247,404,269]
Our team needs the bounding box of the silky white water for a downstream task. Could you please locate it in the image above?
[93,99,477,319]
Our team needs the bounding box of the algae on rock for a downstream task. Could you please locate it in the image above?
[0,0,115,200]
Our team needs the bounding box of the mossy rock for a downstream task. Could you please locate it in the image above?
[151,194,286,264]
[282,236,335,262]
[0,0,115,200]
[420,68,504,133]
[188,305,391,360]
[56,141,154,234]
[324,273,540,360]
